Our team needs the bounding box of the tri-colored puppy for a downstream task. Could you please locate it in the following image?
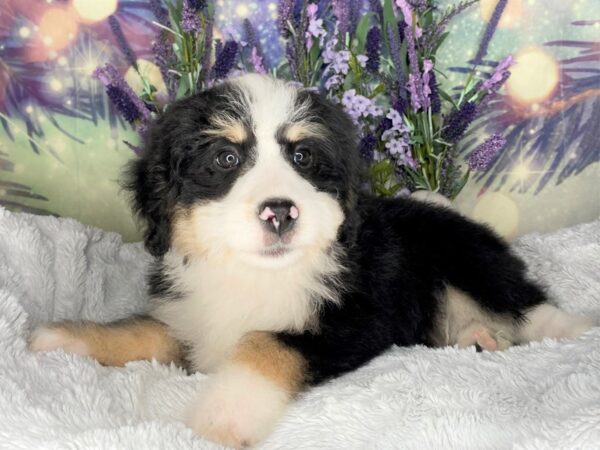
[29,75,594,448]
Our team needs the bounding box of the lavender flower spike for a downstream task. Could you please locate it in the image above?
[277,0,295,36]
[243,19,267,67]
[481,54,513,93]
[149,0,169,26]
[181,0,202,34]
[395,0,422,37]
[468,134,506,171]
[405,24,425,111]
[249,47,266,74]
[473,0,508,65]
[332,0,350,37]
[93,63,151,127]
[108,16,138,70]
[187,0,207,11]
[441,102,477,143]
[212,40,239,79]
[365,26,381,73]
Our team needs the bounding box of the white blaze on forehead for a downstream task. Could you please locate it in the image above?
[232,74,308,157]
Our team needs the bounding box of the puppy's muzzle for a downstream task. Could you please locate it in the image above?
[258,198,298,236]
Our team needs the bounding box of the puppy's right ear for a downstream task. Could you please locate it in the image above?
[123,129,177,258]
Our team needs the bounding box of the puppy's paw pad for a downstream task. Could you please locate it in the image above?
[28,326,89,356]
[474,329,498,351]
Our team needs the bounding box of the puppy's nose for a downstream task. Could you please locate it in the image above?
[258,199,299,236]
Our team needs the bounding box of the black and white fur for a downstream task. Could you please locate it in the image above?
[30,74,594,447]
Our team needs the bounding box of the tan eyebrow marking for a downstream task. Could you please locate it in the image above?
[203,116,248,143]
[284,121,329,142]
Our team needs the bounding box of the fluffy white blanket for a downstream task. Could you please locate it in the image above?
[0,206,599,449]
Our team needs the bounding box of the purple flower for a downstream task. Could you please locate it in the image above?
[212,40,239,79]
[385,137,408,155]
[243,19,267,68]
[381,108,408,141]
[187,0,206,11]
[249,47,266,74]
[149,0,169,26]
[365,27,381,73]
[441,102,477,143]
[278,0,295,36]
[405,25,428,111]
[468,134,506,171]
[332,0,350,37]
[324,74,343,90]
[93,64,151,129]
[420,59,433,109]
[108,16,138,70]
[359,133,377,160]
[393,96,407,116]
[428,71,441,114]
[306,3,326,50]
[473,0,507,65]
[481,54,513,93]
[387,25,405,92]
[152,32,177,101]
[342,89,383,125]
[395,0,422,37]
[349,0,362,34]
[181,0,202,33]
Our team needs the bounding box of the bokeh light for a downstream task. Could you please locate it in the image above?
[507,47,560,105]
[72,0,118,23]
[38,7,79,51]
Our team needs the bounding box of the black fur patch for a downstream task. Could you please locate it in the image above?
[279,196,547,384]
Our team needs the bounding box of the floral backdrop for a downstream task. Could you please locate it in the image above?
[0,0,598,241]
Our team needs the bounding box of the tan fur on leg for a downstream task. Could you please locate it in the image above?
[187,331,306,449]
[29,316,184,367]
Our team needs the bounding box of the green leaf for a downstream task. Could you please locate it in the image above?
[433,32,451,54]
[176,75,189,99]
[438,88,457,109]
[355,12,376,54]
[368,83,386,99]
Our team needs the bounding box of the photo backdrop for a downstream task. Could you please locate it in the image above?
[0,0,598,241]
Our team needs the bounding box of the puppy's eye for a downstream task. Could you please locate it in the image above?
[215,150,240,169]
[293,146,312,168]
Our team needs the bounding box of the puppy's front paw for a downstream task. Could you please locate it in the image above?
[187,365,289,449]
[28,325,90,357]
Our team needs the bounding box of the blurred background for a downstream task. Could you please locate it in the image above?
[0,0,598,242]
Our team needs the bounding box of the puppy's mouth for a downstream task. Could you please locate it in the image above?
[260,243,291,258]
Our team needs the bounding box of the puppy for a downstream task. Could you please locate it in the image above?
[29,74,594,448]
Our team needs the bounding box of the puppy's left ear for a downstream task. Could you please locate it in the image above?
[123,117,180,257]
[124,153,175,257]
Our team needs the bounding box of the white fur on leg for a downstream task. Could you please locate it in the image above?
[187,364,290,449]
[28,326,90,356]
[519,304,596,343]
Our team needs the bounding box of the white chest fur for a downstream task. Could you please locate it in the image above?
[151,250,342,372]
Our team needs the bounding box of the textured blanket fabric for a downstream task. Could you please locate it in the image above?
[0,206,599,449]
